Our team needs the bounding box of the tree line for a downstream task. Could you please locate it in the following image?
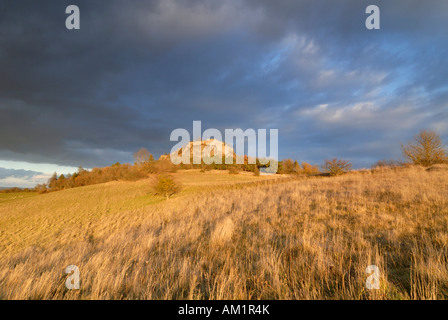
[1,129,446,194]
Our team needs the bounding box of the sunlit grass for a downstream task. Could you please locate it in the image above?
[0,192,37,204]
[0,167,447,299]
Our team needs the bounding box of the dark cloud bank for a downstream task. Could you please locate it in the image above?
[0,0,447,173]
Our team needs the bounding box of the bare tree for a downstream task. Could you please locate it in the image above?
[134,148,152,165]
[401,130,447,166]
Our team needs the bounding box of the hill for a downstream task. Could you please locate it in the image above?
[160,138,237,162]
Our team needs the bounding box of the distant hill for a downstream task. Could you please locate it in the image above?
[160,139,237,162]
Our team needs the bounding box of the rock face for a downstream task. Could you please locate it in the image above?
[160,139,237,163]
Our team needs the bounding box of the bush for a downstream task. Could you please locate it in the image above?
[151,159,177,174]
[0,187,35,193]
[372,159,402,169]
[281,159,294,174]
[200,164,212,173]
[152,174,182,200]
[302,162,320,175]
[323,158,352,176]
[253,166,260,176]
[228,166,239,174]
[293,160,301,174]
[35,184,48,194]
[426,163,448,172]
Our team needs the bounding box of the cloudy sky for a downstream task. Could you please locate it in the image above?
[1,0,447,187]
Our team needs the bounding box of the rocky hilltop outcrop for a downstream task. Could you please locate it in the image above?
[159,139,237,163]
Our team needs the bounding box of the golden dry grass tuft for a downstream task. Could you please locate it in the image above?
[210,217,234,246]
[0,167,447,299]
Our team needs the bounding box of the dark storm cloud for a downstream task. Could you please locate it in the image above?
[0,0,447,172]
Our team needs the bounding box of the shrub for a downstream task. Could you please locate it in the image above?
[281,159,294,174]
[323,158,352,176]
[200,164,212,172]
[293,160,301,174]
[152,174,182,200]
[151,159,177,174]
[0,187,31,194]
[372,159,402,169]
[426,163,448,172]
[253,166,260,176]
[35,184,48,194]
[228,166,239,174]
[302,162,320,175]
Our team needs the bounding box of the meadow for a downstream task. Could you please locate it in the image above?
[0,166,447,299]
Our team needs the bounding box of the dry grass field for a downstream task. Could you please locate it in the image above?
[0,166,447,299]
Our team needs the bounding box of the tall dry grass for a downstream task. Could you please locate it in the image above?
[0,166,447,299]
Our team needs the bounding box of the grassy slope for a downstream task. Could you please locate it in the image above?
[0,170,279,255]
[0,167,447,299]
[0,192,37,204]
